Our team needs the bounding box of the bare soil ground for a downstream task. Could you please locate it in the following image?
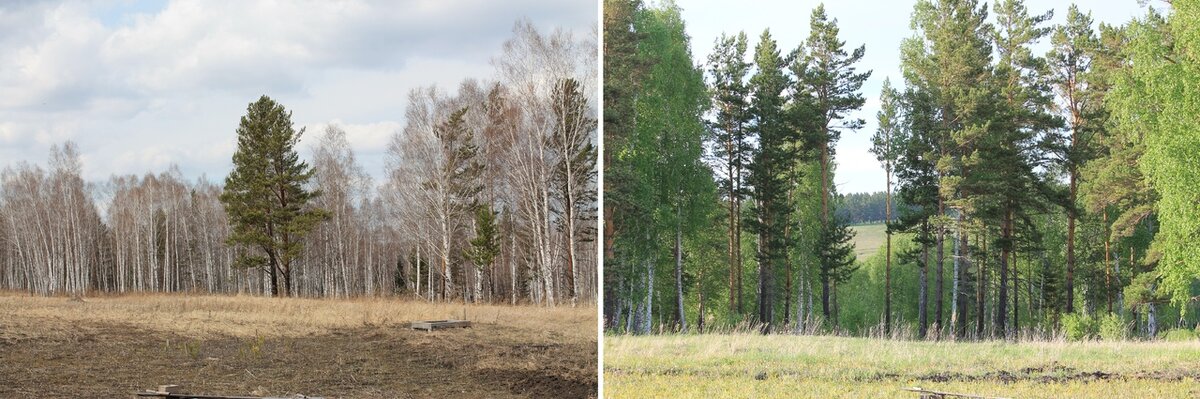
[0,293,597,398]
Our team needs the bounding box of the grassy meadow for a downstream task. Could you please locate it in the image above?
[604,334,1200,398]
[849,223,887,259]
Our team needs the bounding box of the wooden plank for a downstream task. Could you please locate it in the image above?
[136,392,263,399]
[136,392,323,399]
[410,319,472,331]
[901,387,1010,399]
[136,384,323,399]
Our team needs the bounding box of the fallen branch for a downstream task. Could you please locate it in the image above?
[901,387,1011,399]
[136,385,323,399]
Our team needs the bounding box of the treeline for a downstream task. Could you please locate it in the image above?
[0,21,598,305]
[836,191,910,225]
[604,0,1200,339]
[605,0,867,334]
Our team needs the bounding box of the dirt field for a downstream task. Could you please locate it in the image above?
[0,293,597,398]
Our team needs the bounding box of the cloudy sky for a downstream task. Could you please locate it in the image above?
[0,0,596,185]
[678,0,1159,194]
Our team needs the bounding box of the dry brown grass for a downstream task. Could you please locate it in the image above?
[0,291,595,340]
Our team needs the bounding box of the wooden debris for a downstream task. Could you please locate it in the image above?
[136,385,323,399]
[902,387,1011,399]
[410,319,472,331]
[136,391,322,399]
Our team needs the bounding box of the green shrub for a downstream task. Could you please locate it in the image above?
[1159,329,1199,342]
[1098,314,1131,341]
[1062,313,1097,341]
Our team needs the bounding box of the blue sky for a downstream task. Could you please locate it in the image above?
[0,1,595,185]
[676,0,1159,194]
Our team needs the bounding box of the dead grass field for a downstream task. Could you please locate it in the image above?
[0,292,597,398]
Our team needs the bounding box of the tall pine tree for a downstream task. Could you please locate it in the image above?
[706,31,753,317]
[747,30,793,333]
[221,95,328,297]
[1049,4,1101,316]
[905,0,994,338]
[794,4,870,323]
[601,0,651,330]
[871,79,904,334]
[984,0,1059,337]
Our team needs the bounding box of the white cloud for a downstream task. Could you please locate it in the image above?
[112,145,173,174]
[301,120,401,155]
[0,122,17,144]
[0,0,596,184]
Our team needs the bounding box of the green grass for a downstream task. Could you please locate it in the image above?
[604,334,1200,398]
[850,223,887,259]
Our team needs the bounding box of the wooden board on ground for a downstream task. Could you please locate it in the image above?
[136,390,323,399]
[410,319,472,331]
[902,387,1010,399]
[136,384,324,399]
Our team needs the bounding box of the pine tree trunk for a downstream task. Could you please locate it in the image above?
[758,212,772,333]
[281,232,292,297]
[784,260,792,327]
[267,249,280,297]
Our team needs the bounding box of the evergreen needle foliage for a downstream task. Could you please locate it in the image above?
[221,95,329,297]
